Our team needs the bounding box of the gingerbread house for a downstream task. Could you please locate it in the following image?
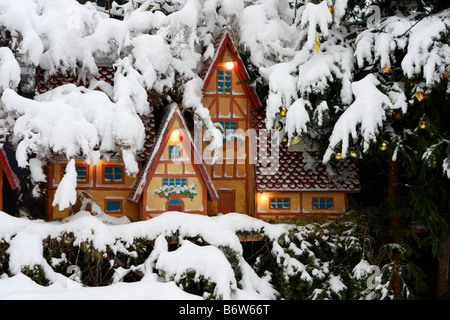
[37,31,359,221]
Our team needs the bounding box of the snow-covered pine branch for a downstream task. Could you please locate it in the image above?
[0,0,449,207]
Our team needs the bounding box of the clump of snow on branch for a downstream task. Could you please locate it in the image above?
[299,1,332,49]
[323,74,393,162]
[0,47,20,95]
[52,159,77,211]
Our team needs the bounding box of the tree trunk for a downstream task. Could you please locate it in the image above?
[436,235,450,299]
[387,160,402,299]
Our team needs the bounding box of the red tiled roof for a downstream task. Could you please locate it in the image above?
[35,67,156,160]
[35,67,114,94]
[251,107,360,193]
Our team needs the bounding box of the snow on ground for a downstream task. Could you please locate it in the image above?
[0,272,201,300]
[0,210,287,300]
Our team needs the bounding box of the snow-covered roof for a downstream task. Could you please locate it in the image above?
[251,106,360,193]
[35,67,157,161]
[129,103,219,203]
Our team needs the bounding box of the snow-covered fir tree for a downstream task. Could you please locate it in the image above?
[0,0,449,299]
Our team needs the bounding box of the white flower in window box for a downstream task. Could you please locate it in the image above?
[154,183,197,201]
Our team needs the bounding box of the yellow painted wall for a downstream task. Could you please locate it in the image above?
[208,179,247,215]
[52,160,136,188]
[255,191,348,219]
[256,192,301,216]
[302,192,347,214]
[204,48,247,101]
[95,160,136,188]
[203,46,254,216]
[145,176,204,213]
[49,159,140,221]
[142,113,207,219]
[50,190,139,221]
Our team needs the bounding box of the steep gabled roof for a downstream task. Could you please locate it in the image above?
[0,148,19,190]
[129,103,219,203]
[251,107,360,193]
[200,31,263,110]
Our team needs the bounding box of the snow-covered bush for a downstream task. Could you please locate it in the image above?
[0,211,425,300]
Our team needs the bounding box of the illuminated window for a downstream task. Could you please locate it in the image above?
[105,200,122,213]
[169,145,181,159]
[104,166,123,183]
[313,198,333,209]
[218,70,231,94]
[270,198,290,209]
[163,178,187,186]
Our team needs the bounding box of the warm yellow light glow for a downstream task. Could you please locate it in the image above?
[261,195,267,201]
[171,130,180,139]
[226,61,234,70]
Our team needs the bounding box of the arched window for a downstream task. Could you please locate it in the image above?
[166,198,184,212]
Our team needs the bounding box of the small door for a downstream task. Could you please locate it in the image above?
[166,199,184,212]
[218,190,235,214]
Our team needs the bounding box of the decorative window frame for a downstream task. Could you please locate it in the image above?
[61,164,89,183]
[217,68,232,95]
[169,145,182,159]
[104,199,123,214]
[163,178,187,187]
[102,164,124,184]
[269,197,291,210]
[312,197,334,210]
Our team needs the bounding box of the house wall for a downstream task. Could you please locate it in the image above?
[255,191,348,219]
[141,114,208,220]
[203,46,254,216]
[302,192,347,214]
[143,176,205,219]
[207,180,247,214]
[47,159,140,221]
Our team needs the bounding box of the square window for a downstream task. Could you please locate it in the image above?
[313,198,333,209]
[104,166,123,183]
[270,198,290,209]
[105,200,121,213]
[169,145,181,159]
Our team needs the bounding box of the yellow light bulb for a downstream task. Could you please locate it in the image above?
[226,61,234,70]
[335,153,342,160]
[418,117,430,130]
[290,136,302,145]
[261,195,267,201]
[380,141,388,151]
